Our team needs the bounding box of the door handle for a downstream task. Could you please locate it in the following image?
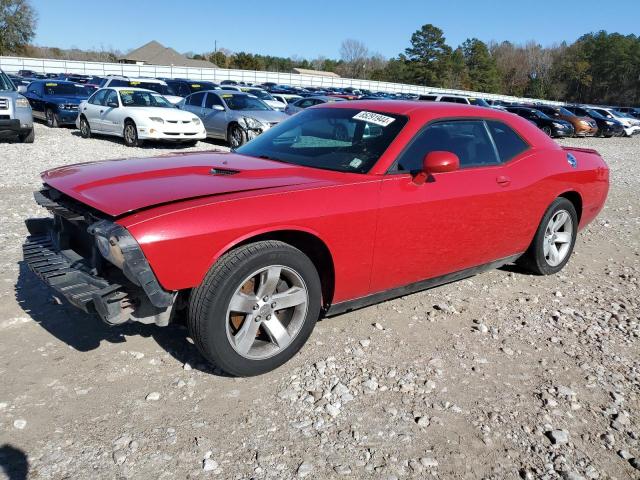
[496,175,511,187]
[83,107,87,111]
[99,110,104,113]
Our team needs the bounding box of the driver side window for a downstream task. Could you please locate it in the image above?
[89,89,107,105]
[104,89,118,106]
[395,120,500,172]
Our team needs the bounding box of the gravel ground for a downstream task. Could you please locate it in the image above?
[0,123,638,479]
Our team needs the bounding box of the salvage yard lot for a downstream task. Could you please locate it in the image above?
[0,124,639,479]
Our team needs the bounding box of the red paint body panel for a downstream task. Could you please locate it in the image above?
[41,101,609,306]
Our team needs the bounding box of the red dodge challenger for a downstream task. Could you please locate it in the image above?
[24,101,609,376]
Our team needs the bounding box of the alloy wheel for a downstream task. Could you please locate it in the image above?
[543,210,573,266]
[225,265,309,360]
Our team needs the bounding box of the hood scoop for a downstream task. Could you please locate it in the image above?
[209,167,240,176]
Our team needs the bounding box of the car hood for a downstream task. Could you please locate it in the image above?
[41,152,340,217]
[45,95,85,104]
[122,106,198,121]
[234,110,289,123]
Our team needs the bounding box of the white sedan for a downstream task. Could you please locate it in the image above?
[76,87,207,147]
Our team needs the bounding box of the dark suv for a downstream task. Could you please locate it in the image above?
[161,79,220,98]
[505,106,574,137]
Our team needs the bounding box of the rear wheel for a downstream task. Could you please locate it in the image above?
[517,197,578,275]
[19,128,34,143]
[188,241,321,376]
[79,116,91,138]
[45,108,58,128]
[123,120,142,147]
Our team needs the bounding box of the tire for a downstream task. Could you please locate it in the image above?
[517,197,578,275]
[19,128,35,143]
[542,126,552,137]
[228,124,246,148]
[45,108,58,128]
[123,120,142,147]
[183,140,198,147]
[188,240,321,377]
[79,116,91,138]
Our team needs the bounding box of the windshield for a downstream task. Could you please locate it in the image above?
[586,109,605,120]
[468,97,490,107]
[530,109,552,120]
[0,72,15,91]
[43,82,87,96]
[247,89,275,101]
[558,107,574,116]
[222,94,271,111]
[119,90,173,108]
[236,108,408,173]
[129,81,176,96]
[612,110,633,119]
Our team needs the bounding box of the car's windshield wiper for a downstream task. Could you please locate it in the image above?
[255,154,291,165]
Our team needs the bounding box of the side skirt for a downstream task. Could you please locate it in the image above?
[325,254,523,317]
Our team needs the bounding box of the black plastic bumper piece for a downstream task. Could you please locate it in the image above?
[22,231,128,320]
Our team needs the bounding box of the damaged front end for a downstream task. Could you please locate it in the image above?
[23,186,177,326]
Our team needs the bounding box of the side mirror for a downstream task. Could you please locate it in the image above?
[423,151,460,174]
[17,85,27,94]
[414,151,459,184]
[107,101,118,108]
[212,105,225,111]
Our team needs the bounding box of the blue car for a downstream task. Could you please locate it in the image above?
[23,80,93,127]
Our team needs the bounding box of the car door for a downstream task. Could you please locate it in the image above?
[26,82,44,119]
[100,89,122,134]
[202,92,227,138]
[370,119,533,293]
[81,89,107,131]
[182,91,206,116]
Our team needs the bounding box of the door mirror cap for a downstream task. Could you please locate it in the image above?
[423,151,460,174]
[17,85,27,94]
[212,104,225,111]
[107,101,118,108]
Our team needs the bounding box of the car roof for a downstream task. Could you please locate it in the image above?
[104,87,158,93]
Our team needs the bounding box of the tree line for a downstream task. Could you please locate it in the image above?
[1,0,638,105]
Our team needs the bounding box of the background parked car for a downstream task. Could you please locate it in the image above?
[100,76,183,104]
[588,107,640,137]
[270,93,303,106]
[161,79,220,98]
[284,96,346,115]
[178,90,288,147]
[23,80,92,127]
[532,105,598,137]
[0,68,34,143]
[564,105,624,137]
[505,106,574,137]
[238,87,286,111]
[77,87,206,147]
[418,93,492,108]
[615,106,640,119]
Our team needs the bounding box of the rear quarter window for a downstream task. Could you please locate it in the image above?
[486,120,529,162]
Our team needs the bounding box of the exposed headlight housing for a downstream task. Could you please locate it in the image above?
[149,117,165,123]
[552,122,566,128]
[191,117,201,125]
[605,120,615,126]
[15,97,30,108]
[239,116,265,130]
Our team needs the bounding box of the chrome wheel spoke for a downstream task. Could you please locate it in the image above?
[555,232,571,244]
[257,266,281,298]
[229,291,258,313]
[261,314,291,348]
[234,316,260,355]
[552,212,568,231]
[272,286,307,310]
[543,240,551,256]
[548,244,561,265]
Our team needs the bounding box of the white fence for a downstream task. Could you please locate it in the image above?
[0,55,563,105]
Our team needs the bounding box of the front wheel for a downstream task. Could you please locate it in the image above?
[188,241,321,376]
[542,126,552,137]
[45,109,58,128]
[79,116,91,138]
[228,124,246,148]
[517,197,578,275]
[123,120,142,147]
[19,128,35,143]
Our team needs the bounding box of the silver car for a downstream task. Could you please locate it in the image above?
[178,90,288,147]
[284,96,346,116]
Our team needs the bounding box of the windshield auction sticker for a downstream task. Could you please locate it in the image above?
[353,111,395,127]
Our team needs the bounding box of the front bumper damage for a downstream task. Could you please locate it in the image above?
[23,187,176,326]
